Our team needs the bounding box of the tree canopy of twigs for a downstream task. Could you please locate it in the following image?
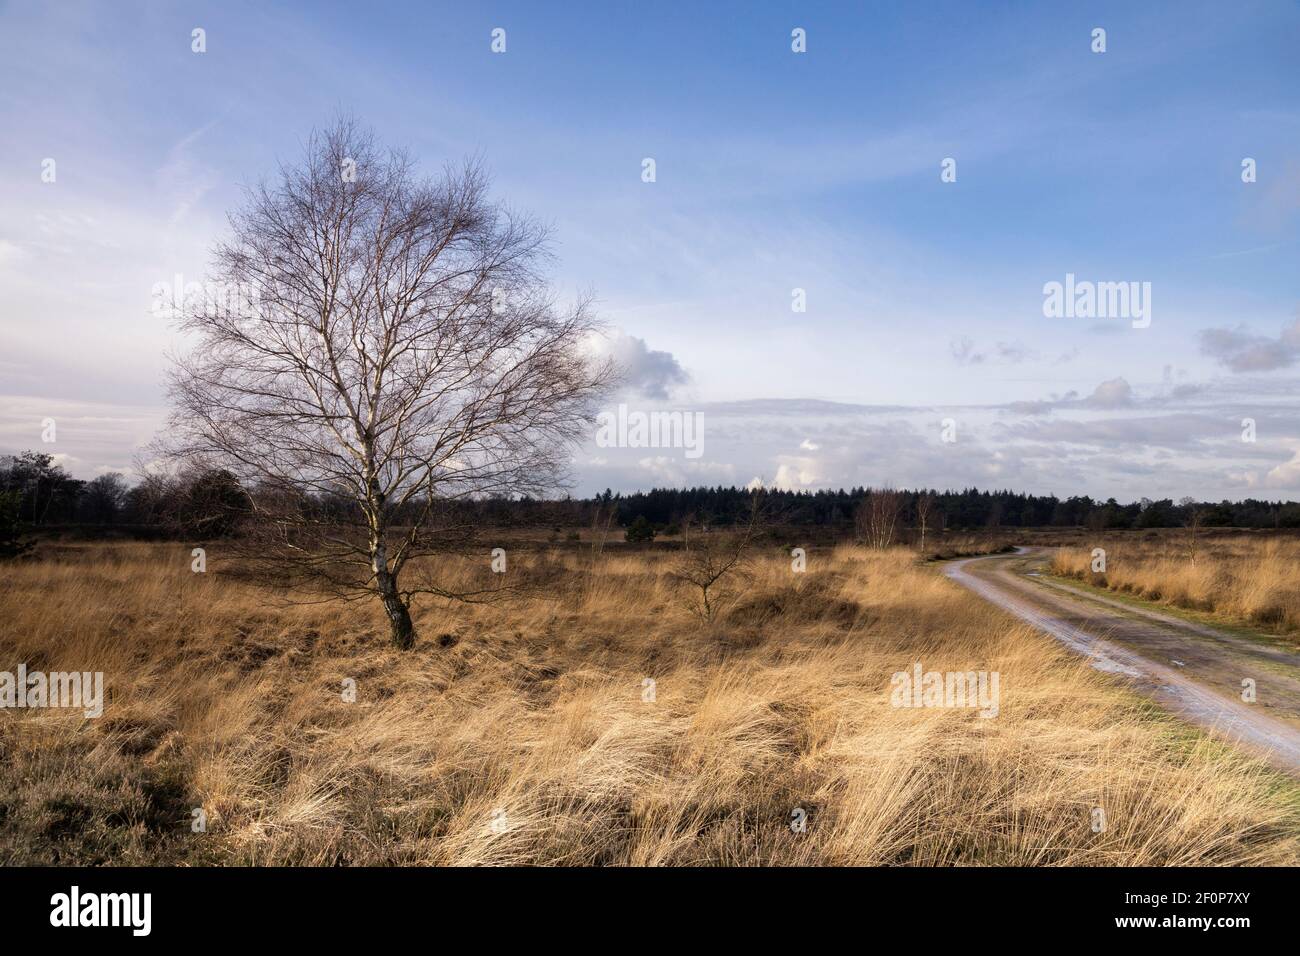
[671,491,764,624]
[163,118,611,648]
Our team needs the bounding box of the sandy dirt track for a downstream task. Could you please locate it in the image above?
[944,548,1300,773]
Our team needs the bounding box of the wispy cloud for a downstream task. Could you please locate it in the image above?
[157,120,222,225]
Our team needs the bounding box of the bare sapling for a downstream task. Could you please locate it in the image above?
[672,491,764,624]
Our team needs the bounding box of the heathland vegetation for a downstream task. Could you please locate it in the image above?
[1053,535,1300,637]
[2,538,1296,865]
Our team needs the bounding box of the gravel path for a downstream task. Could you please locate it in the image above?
[944,548,1300,773]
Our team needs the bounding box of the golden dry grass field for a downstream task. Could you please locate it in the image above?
[1052,534,1300,638]
[1,539,1297,866]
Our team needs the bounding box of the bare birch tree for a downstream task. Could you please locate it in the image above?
[915,492,937,553]
[165,119,610,648]
[856,488,903,550]
[1181,497,1205,565]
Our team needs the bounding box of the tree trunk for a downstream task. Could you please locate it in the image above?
[371,533,415,649]
[379,577,415,650]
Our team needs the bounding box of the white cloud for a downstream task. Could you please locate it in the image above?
[1244,442,1300,490]
[773,457,820,489]
[592,330,690,400]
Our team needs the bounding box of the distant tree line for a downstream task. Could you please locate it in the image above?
[586,486,1300,532]
[5,450,1300,550]
[0,452,248,539]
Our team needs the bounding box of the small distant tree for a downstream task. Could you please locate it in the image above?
[672,493,762,623]
[0,490,34,560]
[1,451,78,525]
[183,469,250,538]
[857,488,903,549]
[80,473,129,524]
[625,515,656,543]
[588,500,615,561]
[914,492,937,553]
[1180,497,1205,564]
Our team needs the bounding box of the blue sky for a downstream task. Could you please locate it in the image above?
[1,0,1298,499]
